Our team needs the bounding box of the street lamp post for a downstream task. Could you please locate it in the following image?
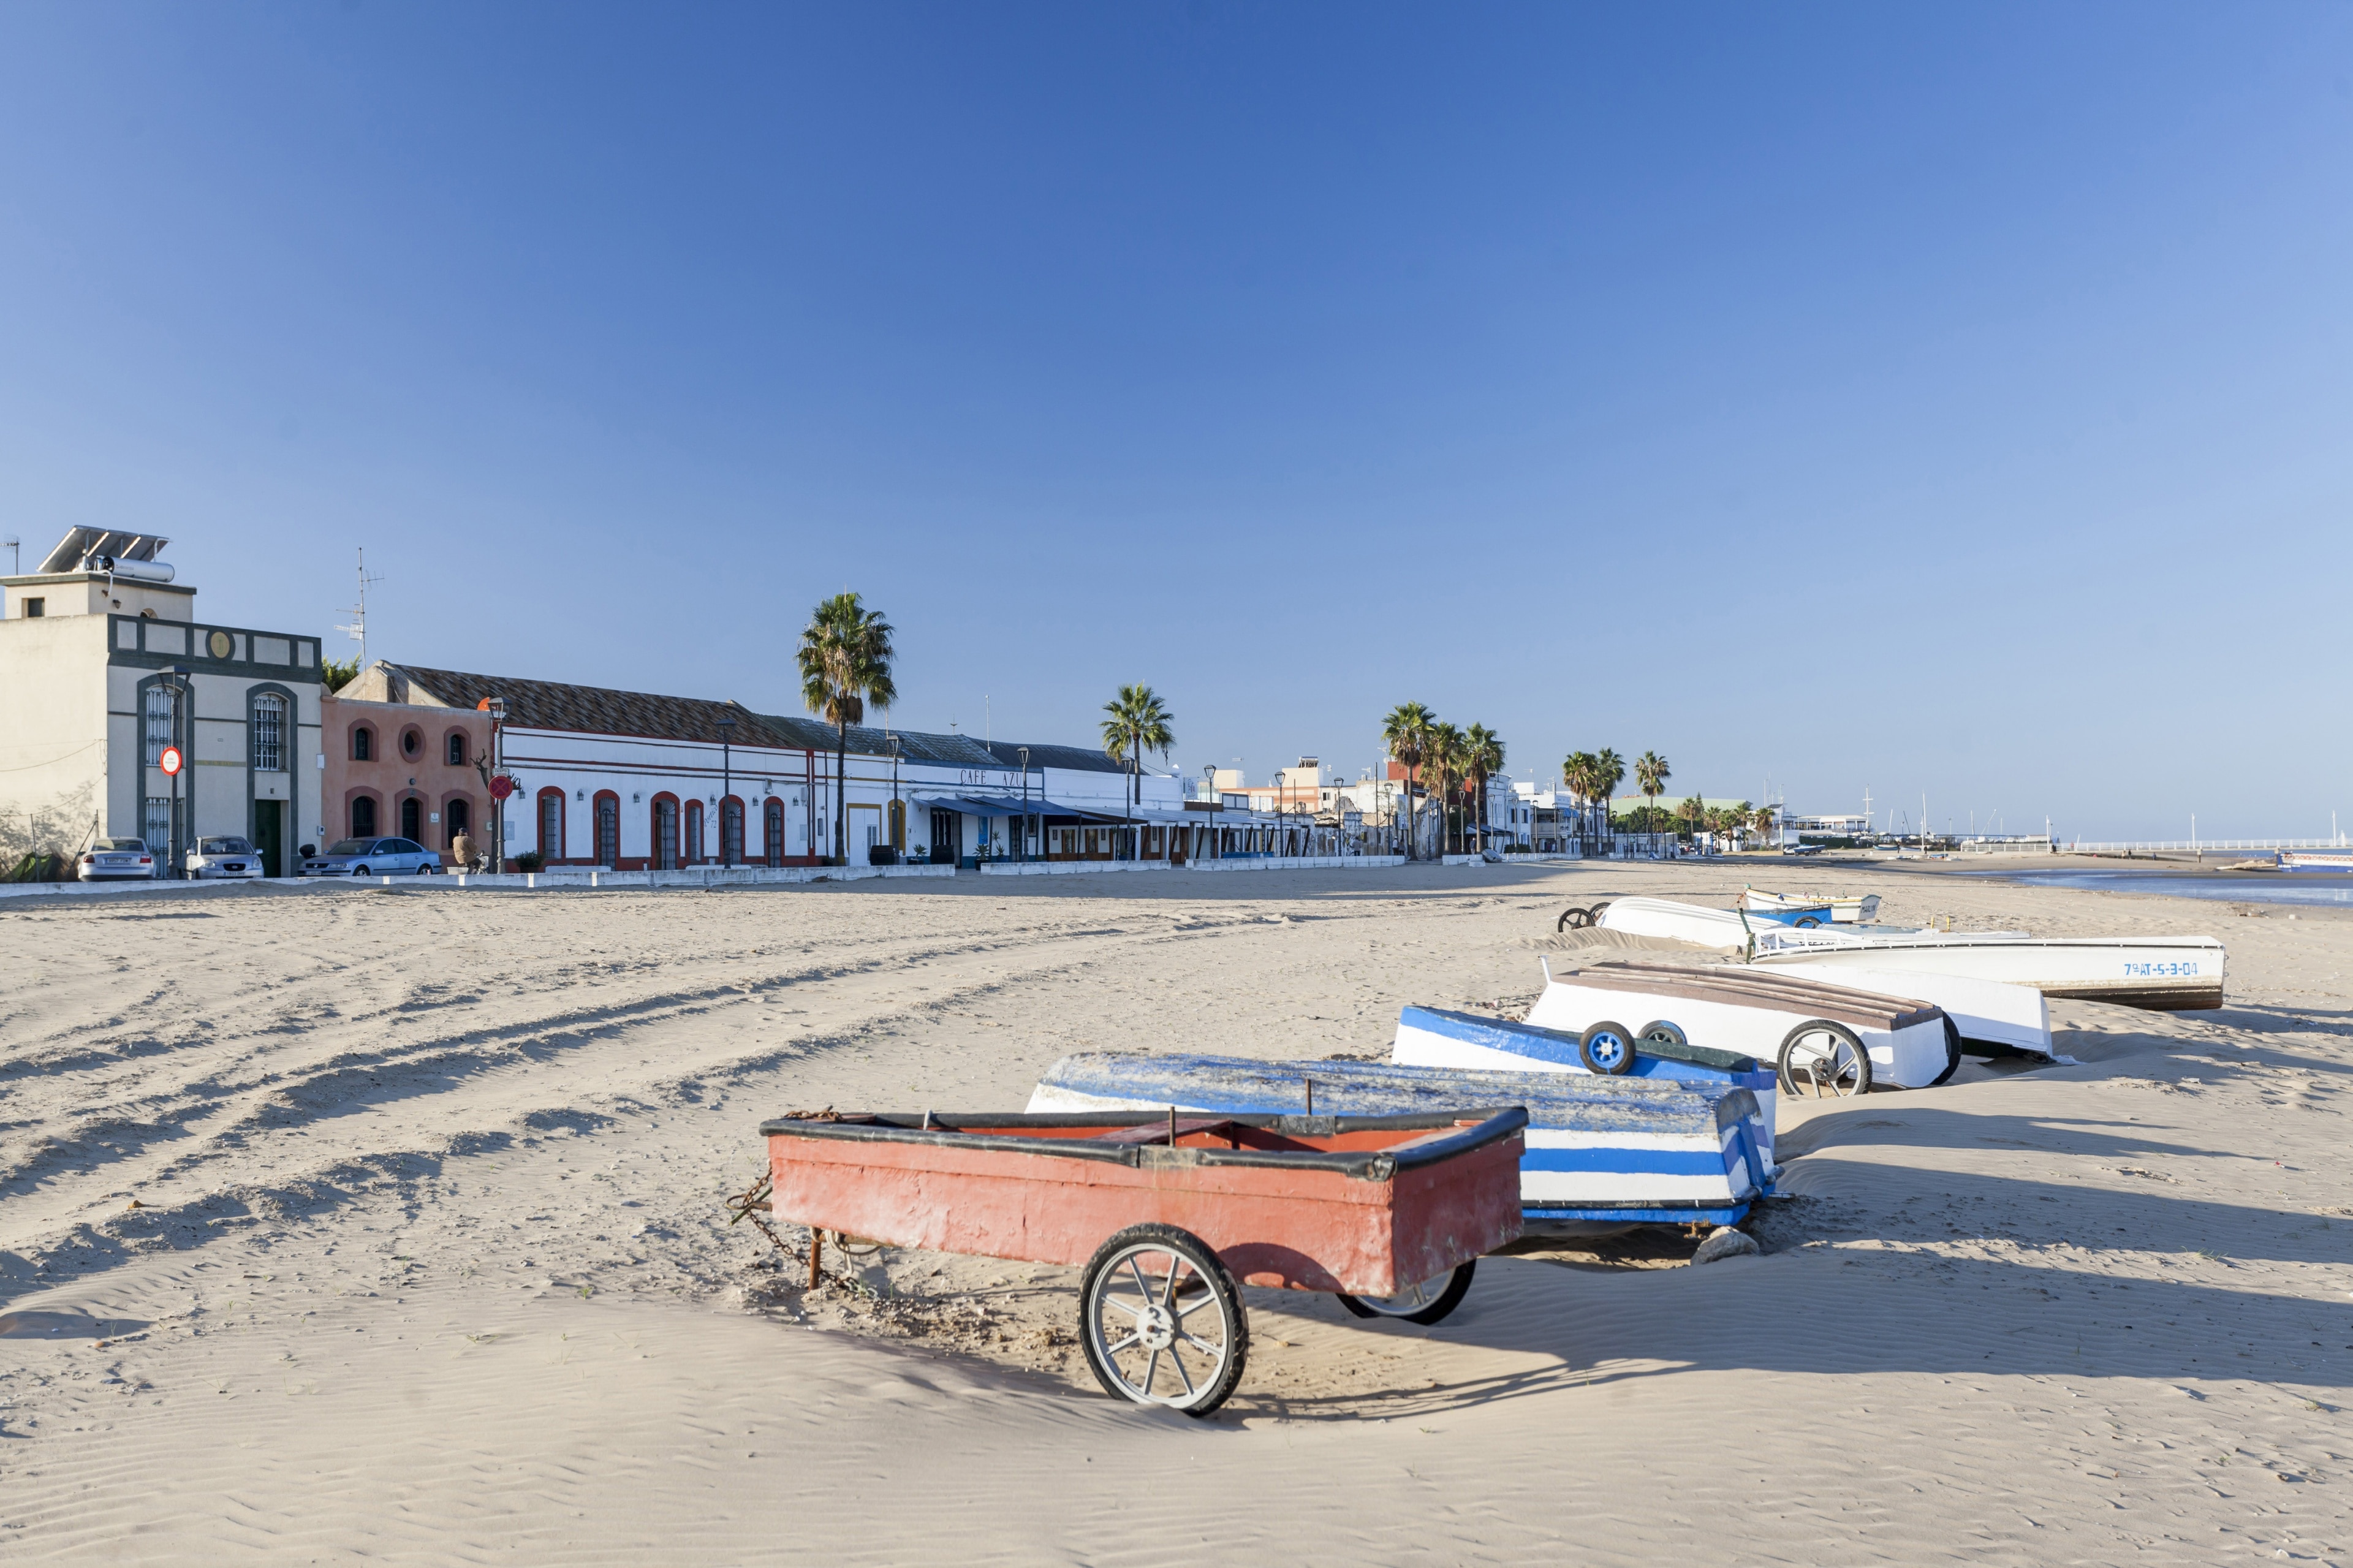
[1016,746,1029,863]
[485,697,507,873]
[888,734,903,862]
[718,716,736,866]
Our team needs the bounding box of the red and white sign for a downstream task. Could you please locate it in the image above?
[159,746,183,777]
[489,775,515,802]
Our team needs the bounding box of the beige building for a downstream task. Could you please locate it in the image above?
[0,529,327,876]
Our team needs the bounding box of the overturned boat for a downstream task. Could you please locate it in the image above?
[1030,1049,1771,1230]
[1516,957,1956,1094]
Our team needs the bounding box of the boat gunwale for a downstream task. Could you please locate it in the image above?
[759,1107,1532,1181]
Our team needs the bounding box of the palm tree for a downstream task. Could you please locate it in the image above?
[1101,684,1175,860]
[1678,793,1705,841]
[1750,801,1779,848]
[796,593,897,864]
[1381,702,1436,859]
[1593,748,1626,839]
[1634,751,1670,838]
[1423,722,1465,854]
[1464,724,1504,854]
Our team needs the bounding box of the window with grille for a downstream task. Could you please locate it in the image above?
[447,733,466,766]
[655,799,678,869]
[540,794,563,861]
[143,797,172,851]
[143,686,173,765]
[251,693,286,771]
[721,800,743,864]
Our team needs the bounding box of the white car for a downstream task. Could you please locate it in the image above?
[76,838,158,881]
[188,836,265,879]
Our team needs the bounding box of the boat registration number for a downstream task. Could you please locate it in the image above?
[2122,961,2202,977]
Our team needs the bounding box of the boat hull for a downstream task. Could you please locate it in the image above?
[1521,961,1954,1089]
[1030,1050,1770,1227]
[1754,934,2224,1011]
[2279,852,2353,873]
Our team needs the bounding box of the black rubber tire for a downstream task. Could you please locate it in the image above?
[1555,904,1591,933]
[1636,1020,1689,1051]
[1579,1020,1639,1075]
[1336,1260,1477,1326]
[414,863,431,875]
[352,865,371,876]
[1588,900,1611,924]
[1077,1222,1248,1417]
[1776,1019,1872,1097]
[1794,915,1821,928]
[1929,1015,1963,1087]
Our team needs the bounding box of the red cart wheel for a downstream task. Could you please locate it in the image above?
[1336,1260,1476,1326]
[1078,1223,1248,1417]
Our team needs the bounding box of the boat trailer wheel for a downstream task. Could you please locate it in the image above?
[1578,1020,1639,1076]
[1079,1222,1248,1417]
[1777,1019,1872,1098]
[1636,1020,1688,1051]
[1336,1260,1477,1326]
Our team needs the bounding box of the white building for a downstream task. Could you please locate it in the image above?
[0,530,327,876]
[341,662,1210,868]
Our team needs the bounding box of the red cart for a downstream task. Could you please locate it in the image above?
[762,1107,1527,1415]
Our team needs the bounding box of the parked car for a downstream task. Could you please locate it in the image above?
[187,835,265,879]
[77,838,157,881]
[300,837,441,877]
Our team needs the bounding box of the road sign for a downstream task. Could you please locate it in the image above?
[490,775,515,801]
[159,746,183,776]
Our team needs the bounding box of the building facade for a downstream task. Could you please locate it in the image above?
[319,693,494,862]
[0,530,326,876]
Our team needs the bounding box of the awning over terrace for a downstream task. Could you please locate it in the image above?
[911,793,1127,823]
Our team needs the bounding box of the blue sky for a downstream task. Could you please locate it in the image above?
[2,5,2347,839]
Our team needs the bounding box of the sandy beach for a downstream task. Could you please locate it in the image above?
[4,860,2349,1564]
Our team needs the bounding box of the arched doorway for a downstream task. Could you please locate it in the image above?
[654,798,678,869]
[684,800,703,865]
[445,797,470,851]
[351,796,378,839]
[720,799,743,865]
[764,798,783,866]
[400,797,422,843]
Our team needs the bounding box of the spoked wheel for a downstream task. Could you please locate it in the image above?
[1578,1020,1639,1075]
[1778,1019,1872,1097]
[1078,1223,1248,1417]
[1637,1020,1688,1051]
[1555,905,1593,933]
[1336,1260,1476,1326]
[1929,1015,1963,1088]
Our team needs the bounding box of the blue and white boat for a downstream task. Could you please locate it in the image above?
[2279,850,2353,873]
[1029,1049,1772,1230]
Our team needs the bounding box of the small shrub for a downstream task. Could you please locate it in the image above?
[513,850,545,873]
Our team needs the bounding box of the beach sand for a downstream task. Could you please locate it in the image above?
[3,860,2349,1564]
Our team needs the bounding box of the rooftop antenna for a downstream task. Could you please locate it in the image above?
[335,547,383,669]
[3,536,17,575]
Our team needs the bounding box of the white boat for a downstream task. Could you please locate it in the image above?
[1752,926,2226,1011]
[1743,960,2052,1057]
[1738,887,1881,924]
[1598,895,2225,1012]
[2279,851,2353,873]
[1516,958,1956,1095]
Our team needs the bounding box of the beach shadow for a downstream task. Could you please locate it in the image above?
[0,1309,150,1340]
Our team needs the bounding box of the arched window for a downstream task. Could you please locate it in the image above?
[764,798,783,866]
[446,733,467,767]
[653,797,678,869]
[720,798,743,865]
[143,685,173,765]
[400,797,422,841]
[351,796,378,838]
[445,797,470,849]
[595,793,620,868]
[351,725,373,762]
[684,800,704,865]
[537,790,564,862]
[250,692,287,771]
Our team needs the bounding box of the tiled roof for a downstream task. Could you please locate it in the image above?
[376,662,1145,775]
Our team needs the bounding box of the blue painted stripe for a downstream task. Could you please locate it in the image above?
[1520,1148,1732,1176]
[1525,1203,1752,1224]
